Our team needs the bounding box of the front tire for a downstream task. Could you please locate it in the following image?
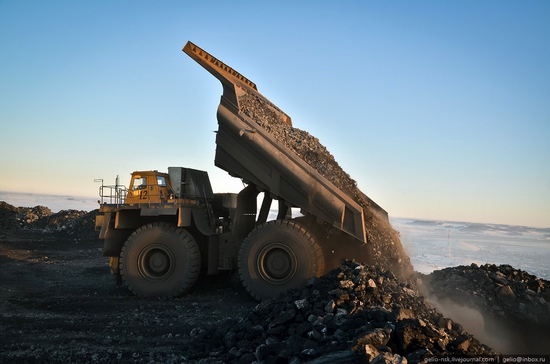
[119,222,200,298]
[238,220,325,300]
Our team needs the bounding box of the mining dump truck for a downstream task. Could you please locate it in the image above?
[95,41,386,300]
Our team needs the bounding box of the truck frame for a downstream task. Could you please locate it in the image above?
[95,41,385,300]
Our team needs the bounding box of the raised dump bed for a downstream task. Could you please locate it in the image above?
[183,41,368,244]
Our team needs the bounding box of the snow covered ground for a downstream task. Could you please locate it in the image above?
[391,218,550,280]
[1,191,548,280]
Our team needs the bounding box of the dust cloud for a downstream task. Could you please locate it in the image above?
[425,296,515,353]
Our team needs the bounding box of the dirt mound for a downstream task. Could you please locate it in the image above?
[180,260,496,363]
[239,91,415,282]
[0,201,98,242]
[41,209,99,242]
[422,263,550,354]
[0,201,52,229]
[0,201,19,229]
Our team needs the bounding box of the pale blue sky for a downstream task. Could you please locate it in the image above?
[1,1,548,227]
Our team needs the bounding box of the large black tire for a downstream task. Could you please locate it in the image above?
[119,222,200,298]
[238,220,325,301]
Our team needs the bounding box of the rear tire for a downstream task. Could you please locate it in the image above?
[238,220,324,301]
[119,222,200,298]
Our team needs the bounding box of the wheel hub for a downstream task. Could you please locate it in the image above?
[137,244,175,281]
[257,243,297,285]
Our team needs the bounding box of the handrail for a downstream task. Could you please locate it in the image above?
[95,179,127,206]
[99,185,127,205]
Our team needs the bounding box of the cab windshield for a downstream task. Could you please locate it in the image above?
[131,177,147,190]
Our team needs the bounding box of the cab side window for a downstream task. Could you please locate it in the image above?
[156,176,166,187]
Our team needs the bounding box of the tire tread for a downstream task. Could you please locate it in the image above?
[120,222,200,298]
[238,220,325,300]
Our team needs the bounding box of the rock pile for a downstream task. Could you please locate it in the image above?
[0,201,52,229]
[422,263,550,354]
[182,260,496,363]
[0,201,98,242]
[238,91,414,282]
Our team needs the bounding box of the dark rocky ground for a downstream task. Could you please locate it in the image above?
[1,201,549,363]
[0,203,258,363]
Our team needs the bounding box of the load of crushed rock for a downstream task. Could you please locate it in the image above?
[238,91,414,283]
[0,201,98,242]
[182,260,496,363]
[422,263,550,354]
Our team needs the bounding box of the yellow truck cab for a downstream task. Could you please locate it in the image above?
[125,171,172,204]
